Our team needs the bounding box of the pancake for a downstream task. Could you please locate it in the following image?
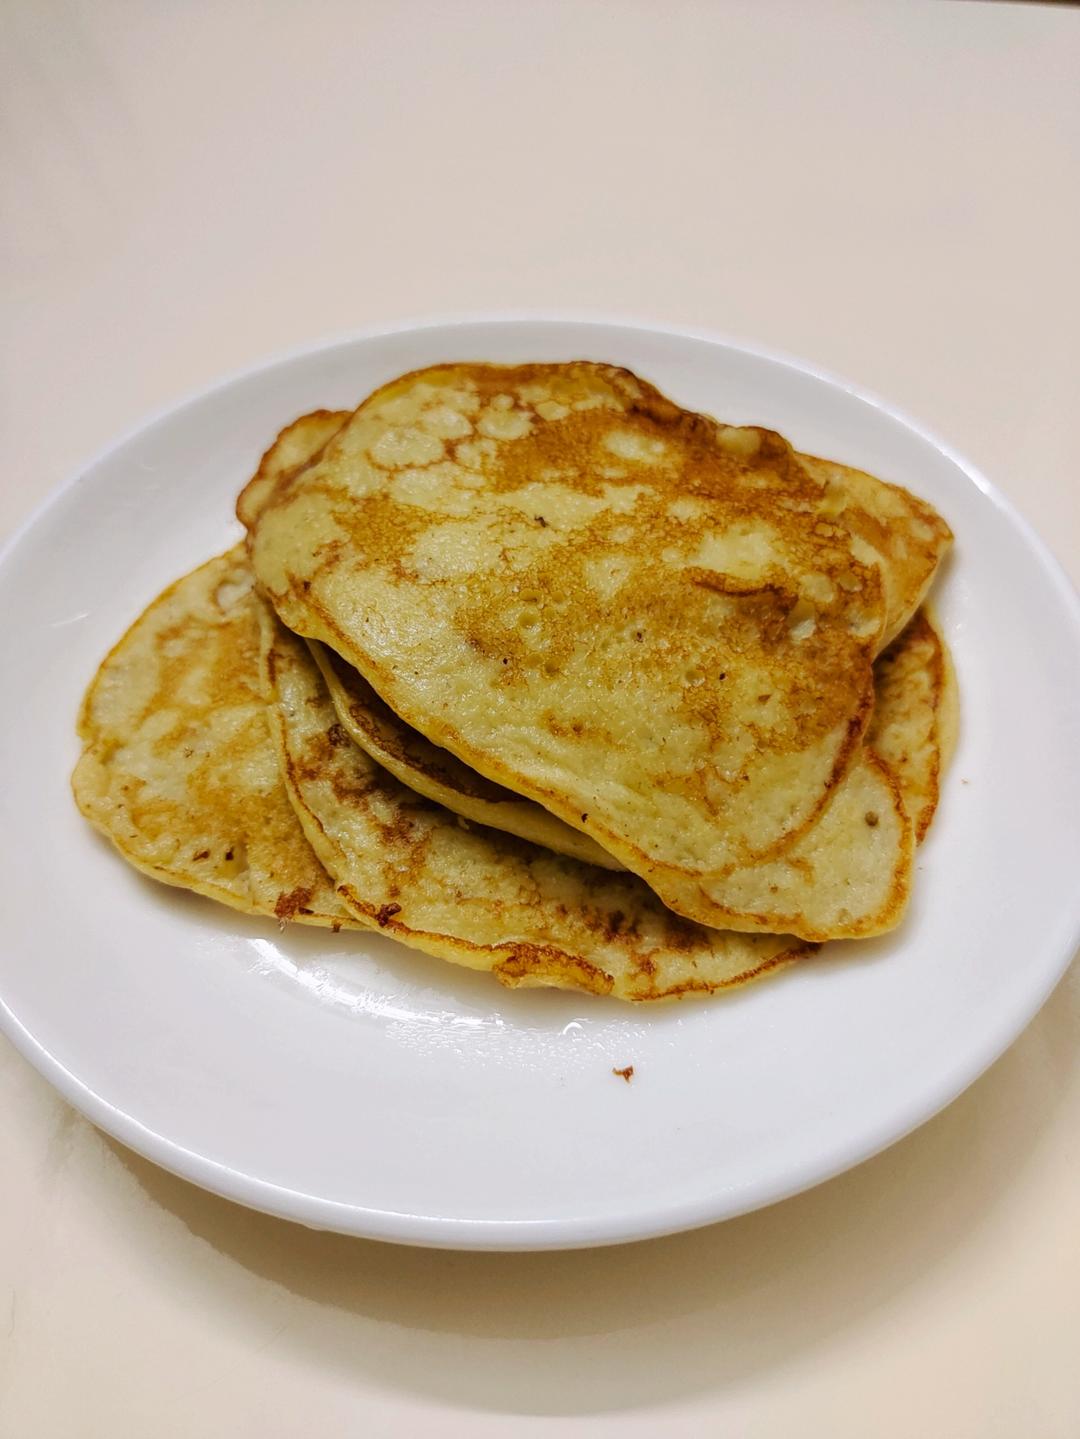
[244,363,890,885]
[70,553,951,1000]
[262,608,813,1000]
[310,639,624,869]
[242,416,949,653]
[236,409,348,531]
[799,455,953,647]
[869,609,959,841]
[72,548,355,929]
[246,364,953,934]
[247,413,948,911]
[309,611,952,946]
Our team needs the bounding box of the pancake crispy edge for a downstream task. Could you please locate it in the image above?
[869,608,959,842]
[236,409,349,531]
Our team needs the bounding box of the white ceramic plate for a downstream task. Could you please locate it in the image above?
[2,318,1078,1250]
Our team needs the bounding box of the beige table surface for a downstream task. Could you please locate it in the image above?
[3,2,1079,1434]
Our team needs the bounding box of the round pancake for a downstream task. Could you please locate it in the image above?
[72,549,355,928]
[245,364,895,898]
[262,607,812,1001]
[245,412,949,927]
[71,552,952,998]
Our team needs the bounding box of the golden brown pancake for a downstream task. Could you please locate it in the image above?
[244,364,890,890]
[245,412,949,921]
[262,607,813,1000]
[244,365,956,936]
[72,549,356,928]
[799,455,953,648]
[70,552,953,998]
[310,638,624,869]
[236,409,348,531]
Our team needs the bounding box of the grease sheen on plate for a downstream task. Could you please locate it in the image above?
[1,318,1078,1248]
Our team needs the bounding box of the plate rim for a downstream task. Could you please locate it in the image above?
[2,311,1079,1251]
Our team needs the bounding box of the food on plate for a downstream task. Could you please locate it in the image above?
[868,609,958,841]
[244,364,886,888]
[264,609,812,1000]
[311,637,624,869]
[72,549,355,929]
[244,365,951,937]
[235,409,347,530]
[73,360,956,999]
[796,454,952,648]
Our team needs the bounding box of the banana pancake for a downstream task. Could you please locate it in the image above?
[71,546,812,999]
[310,638,624,869]
[71,550,953,996]
[72,548,355,929]
[245,365,954,934]
[243,415,947,888]
[261,607,813,1000]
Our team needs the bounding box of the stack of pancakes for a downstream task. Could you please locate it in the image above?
[74,363,955,1001]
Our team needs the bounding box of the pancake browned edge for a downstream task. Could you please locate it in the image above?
[869,609,959,842]
[237,409,348,531]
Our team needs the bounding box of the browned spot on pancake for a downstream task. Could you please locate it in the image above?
[605,908,625,938]
[495,947,615,996]
[274,885,314,921]
[375,902,402,927]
